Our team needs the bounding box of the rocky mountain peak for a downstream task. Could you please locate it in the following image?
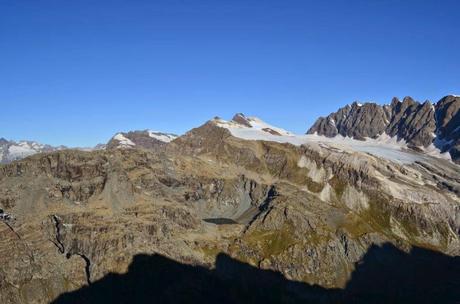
[308,95,460,163]
[402,96,417,106]
[390,97,401,107]
[107,130,178,150]
[212,114,294,137]
[231,113,252,127]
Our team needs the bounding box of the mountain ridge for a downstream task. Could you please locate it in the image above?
[307,95,460,163]
[106,130,178,150]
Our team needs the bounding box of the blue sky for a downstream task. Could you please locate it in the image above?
[1,0,459,147]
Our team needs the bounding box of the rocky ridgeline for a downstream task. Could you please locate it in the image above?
[307,95,460,163]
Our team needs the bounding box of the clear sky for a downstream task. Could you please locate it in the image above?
[1,0,459,147]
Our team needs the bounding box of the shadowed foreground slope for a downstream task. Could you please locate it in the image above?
[52,243,460,304]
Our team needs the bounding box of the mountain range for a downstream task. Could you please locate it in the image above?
[2,95,459,164]
[0,95,459,303]
[0,138,66,164]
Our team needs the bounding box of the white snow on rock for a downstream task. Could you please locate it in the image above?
[8,143,37,159]
[147,131,178,143]
[419,144,452,160]
[1,140,63,163]
[113,133,135,147]
[214,117,452,165]
[215,116,293,137]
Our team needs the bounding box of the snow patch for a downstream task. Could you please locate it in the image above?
[147,131,177,143]
[216,116,293,137]
[419,143,452,160]
[8,144,36,158]
[113,133,135,147]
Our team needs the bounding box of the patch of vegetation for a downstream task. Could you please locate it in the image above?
[329,176,346,198]
[305,230,332,246]
[354,193,396,241]
[200,245,221,259]
[353,191,447,249]
[305,177,324,193]
[243,223,296,258]
[340,214,373,238]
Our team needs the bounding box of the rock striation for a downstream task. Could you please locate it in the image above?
[307,95,460,163]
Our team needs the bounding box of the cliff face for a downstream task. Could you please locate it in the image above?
[307,95,460,163]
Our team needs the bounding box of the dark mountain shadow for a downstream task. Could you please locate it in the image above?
[52,243,460,304]
[342,243,460,303]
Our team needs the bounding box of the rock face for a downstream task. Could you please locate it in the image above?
[307,95,460,163]
[0,138,65,164]
[0,112,459,303]
[435,95,460,161]
[106,130,178,150]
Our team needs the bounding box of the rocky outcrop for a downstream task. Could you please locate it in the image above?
[307,95,460,163]
[435,95,460,160]
[307,102,390,140]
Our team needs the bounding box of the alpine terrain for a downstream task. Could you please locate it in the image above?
[0,139,65,164]
[0,95,459,303]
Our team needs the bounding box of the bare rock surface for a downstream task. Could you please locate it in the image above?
[308,95,460,163]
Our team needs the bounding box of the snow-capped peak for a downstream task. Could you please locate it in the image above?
[147,130,178,143]
[0,139,64,163]
[108,130,178,149]
[213,114,452,165]
[215,113,294,137]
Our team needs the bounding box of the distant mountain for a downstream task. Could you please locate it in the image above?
[107,130,178,150]
[0,138,65,164]
[0,129,178,163]
[307,95,460,163]
[0,139,108,164]
[217,113,294,136]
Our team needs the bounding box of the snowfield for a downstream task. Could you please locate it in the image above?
[147,131,178,143]
[0,140,63,163]
[113,133,135,147]
[214,117,452,164]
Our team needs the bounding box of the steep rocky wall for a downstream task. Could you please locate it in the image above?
[307,95,460,163]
